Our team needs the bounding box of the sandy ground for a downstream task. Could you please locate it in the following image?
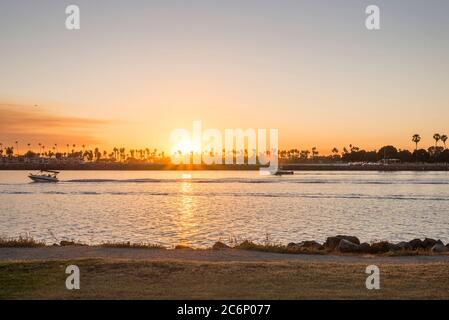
[1,246,449,264]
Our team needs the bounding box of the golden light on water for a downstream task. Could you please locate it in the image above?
[174,180,198,246]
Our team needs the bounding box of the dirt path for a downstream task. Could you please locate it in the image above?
[1,246,449,264]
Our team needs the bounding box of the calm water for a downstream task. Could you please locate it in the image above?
[0,170,448,247]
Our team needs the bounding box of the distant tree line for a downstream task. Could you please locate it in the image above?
[277,133,449,163]
[1,133,448,164]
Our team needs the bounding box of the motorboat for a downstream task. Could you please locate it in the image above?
[28,170,60,183]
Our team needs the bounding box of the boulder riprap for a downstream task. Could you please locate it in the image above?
[359,242,371,253]
[422,238,442,249]
[297,240,322,250]
[287,241,322,251]
[212,241,230,250]
[431,244,449,253]
[370,241,391,254]
[324,235,360,251]
[409,238,424,250]
[395,241,413,251]
[337,239,361,253]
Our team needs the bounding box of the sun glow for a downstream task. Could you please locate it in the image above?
[172,139,201,155]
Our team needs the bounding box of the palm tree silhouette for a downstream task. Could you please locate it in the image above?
[412,134,421,152]
[433,133,441,148]
[441,134,448,149]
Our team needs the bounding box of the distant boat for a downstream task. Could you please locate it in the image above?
[28,170,59,183]
[271,168,294,176]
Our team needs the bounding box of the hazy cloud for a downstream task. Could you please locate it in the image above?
[0,104,111,146]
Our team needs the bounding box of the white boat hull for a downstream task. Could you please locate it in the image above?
[28,175,59,183]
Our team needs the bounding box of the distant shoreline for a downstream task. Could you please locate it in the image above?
[1,162,449,171]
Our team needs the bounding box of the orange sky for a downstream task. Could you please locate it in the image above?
[1,1,449,154]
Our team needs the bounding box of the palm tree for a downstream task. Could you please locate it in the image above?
[412,134,421,151]
[6,147,14,159]
[412,134,421,162]
[15,141,19,156]
[311,147,318,159]
[441,134,448,149]
[433,133,441,148]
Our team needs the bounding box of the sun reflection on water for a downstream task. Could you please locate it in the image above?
[174,180,198,246]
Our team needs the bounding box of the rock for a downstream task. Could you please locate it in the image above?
[324,235,360,250]
[431,244,449,253]
[175,244,192,250]
[324,237,342,250]
[337,239,361,253]
[60,240,76,246]
[359,242,371,253]
[297,240,322,250]
[409,238,423,250]
[287,242,298,248]
[387,243,401,252]
[286,242,302,251]
[337,235,360,245]
[395,241,412,251]
[212,241,230,250]
[370,241,391,253]
[422,238,439,249]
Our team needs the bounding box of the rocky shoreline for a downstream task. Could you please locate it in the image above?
[2,235,449,255]
[282,236,449,254]
[208,235,449,255]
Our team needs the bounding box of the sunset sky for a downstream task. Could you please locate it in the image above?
[1,0,449,154]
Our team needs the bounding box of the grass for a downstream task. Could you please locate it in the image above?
[1,259,448,299]
[0,236,46,248]
[0,236,165,249]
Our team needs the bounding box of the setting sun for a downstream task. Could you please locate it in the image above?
[172,139,201,155]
